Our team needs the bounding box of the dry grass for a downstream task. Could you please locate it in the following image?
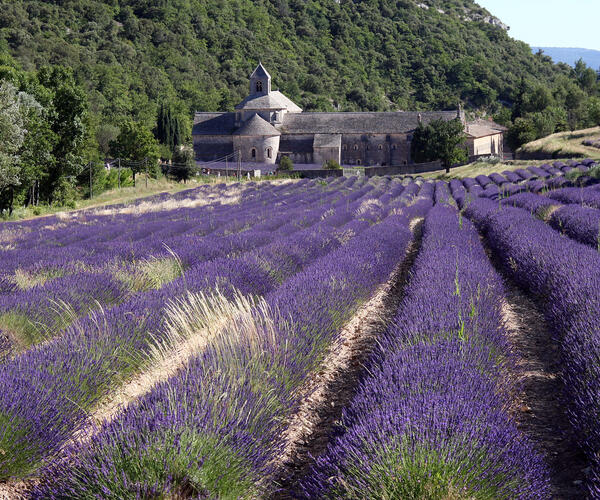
[518,126,600,159]
[12,269,63,290]
[75,288,265,435]
[421,159,561,180]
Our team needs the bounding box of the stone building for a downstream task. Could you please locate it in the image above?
[465,118,507,158]
[193,63,464,166]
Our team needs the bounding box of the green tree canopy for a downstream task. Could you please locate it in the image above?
[411,118,467,173]
[110,120,159,184]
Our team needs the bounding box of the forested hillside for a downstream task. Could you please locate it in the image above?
[0,0,583,118]
[0,0,599,210]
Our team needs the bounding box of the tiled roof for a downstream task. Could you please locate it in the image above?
[466,119,507,138]
[235,91,302,112]
[192,113,236,135]
[233,113,281,136]
[279,111,459,134]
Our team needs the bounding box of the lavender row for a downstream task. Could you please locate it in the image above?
[549,204,600,250]
[0,182,403,479]
[500,191,600,251]
[547,185,600,209]
[464,197,600,496]
[0,181,379,357]
[33,201,427,498]
[303,205,548,499]
[500,192,560,214]
[1,179,357,277]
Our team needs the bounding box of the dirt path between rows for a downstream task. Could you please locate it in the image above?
[499,274,588,498]
[269,218,424,499]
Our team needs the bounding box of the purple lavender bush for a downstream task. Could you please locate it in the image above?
[302,205,549,499]
[465,197,600,496]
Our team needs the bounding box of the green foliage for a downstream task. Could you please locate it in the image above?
[155,100,189,153]
[411,118,467,172]
[277,155,293,171]
[109,120,159,183]
[0,0,588,121]
[507,117,537,150]
[323,159,341,170]
[169,144,195,183]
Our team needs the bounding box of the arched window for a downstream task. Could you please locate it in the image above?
[266,147,272,159]
[378,144,383,150]
[251,148,257,159]
[356,159,362,165]
[256,81,263,92]
[353,144,358,151]
[392,144,397,150]
[342,145,347,151]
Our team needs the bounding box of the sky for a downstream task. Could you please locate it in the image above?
[476,0,600,51]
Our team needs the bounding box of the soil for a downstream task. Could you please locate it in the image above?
[498,273,588,498]
[269,218,424,499]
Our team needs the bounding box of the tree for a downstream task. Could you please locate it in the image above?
[411,118,467,173]
[155,100,188,153]
[110,120,159,185]
[37,66,89,204]
[170,144,195,183]
[588,97,600,126]
[0,82,40,214]
[506,117,537,150]
[277,155,293,171]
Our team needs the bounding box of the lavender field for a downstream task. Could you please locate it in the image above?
[1,163,600,499]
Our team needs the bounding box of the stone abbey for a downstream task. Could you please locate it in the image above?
[192,63,504,167]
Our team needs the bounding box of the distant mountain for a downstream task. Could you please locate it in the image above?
[532,47,600,70]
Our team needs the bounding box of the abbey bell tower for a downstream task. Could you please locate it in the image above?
[249,62,271,96]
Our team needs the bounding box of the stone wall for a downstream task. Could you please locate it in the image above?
[279,135,314,164]
[193,135,234,161]
[341,133,411,166]
[233,135,280,164]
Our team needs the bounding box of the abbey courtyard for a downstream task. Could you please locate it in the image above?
[192,63,505,168]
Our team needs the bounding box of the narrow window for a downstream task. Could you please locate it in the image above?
[251,148,257,158]
[392,144,397,150]
[256,81,263,92]
[353,144,358,151]
[267,147,272,159]
[342,145,347,151]
[356,159,361,165]
[378,144,383,150]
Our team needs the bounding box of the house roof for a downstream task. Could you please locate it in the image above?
[233,113,281,136]
[192,110,462,137]
[250,62,271,80]
[279,111,459,135]
[466,119,507,138]
[235,91,302,112]
[192,113,236,135]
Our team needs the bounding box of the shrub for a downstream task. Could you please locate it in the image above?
[323,159,341,170]
[277,156,293,171]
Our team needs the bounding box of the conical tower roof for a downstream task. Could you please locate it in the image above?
[233,113,281,137]
[250,62,271,80]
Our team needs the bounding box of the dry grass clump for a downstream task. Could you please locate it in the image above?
[88,288,263,427]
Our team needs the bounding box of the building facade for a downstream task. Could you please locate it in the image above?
[193,64,466,166]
